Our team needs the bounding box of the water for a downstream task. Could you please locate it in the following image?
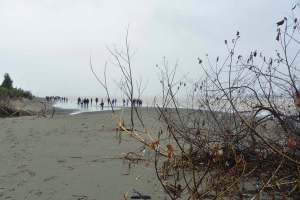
[53,100,125,115]
[51,96,294,116]
[51,97,203,116]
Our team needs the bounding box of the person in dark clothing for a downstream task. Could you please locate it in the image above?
[96,97,98,104]
[138,99,142,107]
[87,98,89,106]
[132,99,136,106]
[107,97,110,106]
[78,97,81,105]
[91,98,92,105]
[100,102,104,110]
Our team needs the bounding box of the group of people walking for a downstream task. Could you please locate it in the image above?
[106,98,143,107]
[76,97,143,107]
[106,98,136,106]
[132,98,143,107]
[46,96,68,102]
[106,97,119,106]
[46,96,144,110]
[78,97,105,109]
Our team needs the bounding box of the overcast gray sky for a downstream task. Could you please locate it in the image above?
[0,0,298,98]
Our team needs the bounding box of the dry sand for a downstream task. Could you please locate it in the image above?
[0,99,169,199]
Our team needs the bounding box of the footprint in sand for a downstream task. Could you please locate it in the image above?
[43,176,57,182]
[65,166,74,170]
[28,171,36,177]
[0,188,4,198]
[17,180,26,187]
[47,188,57,196]
[35,190,42,196]
[29,188,42,196]
[57,159,67,163]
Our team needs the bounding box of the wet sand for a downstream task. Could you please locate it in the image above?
[10,97,78,116]
[0,100,168,199]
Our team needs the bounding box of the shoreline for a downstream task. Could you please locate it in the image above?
[10,97,78,116]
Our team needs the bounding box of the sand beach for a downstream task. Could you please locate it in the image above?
[0,98,168,199]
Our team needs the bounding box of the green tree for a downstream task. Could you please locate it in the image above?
[1,73,13,89]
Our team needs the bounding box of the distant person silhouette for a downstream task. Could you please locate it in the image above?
[111,98,115,106]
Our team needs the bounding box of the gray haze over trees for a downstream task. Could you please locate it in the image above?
[0,0,297,97]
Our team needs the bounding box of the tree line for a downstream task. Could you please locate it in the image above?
[0,73,32,99]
